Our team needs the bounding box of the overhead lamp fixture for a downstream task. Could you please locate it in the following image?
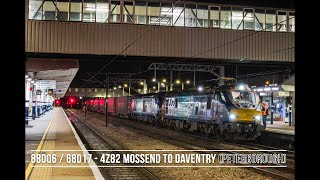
[197,86,203,92]
[31,80,35,84]
[238,84,245,91]
[27,78,32,81]
[162,79,167,83]
[124,84,128,87]
[271,87,279,91]
[25,75,29,79]
[186,80,190,84]
[152,78,156,82]
[140,82,144,85]
[176,80,180,84]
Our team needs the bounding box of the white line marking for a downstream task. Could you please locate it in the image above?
[32,165,287,168]
[62,108,104,179]
[31,149,288,152]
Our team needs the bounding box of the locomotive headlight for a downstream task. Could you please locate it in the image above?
[255,116,261,121]
[229,114,236,120]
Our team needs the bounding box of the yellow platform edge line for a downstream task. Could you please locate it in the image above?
[25,108,56,180]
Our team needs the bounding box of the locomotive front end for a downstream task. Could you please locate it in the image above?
[223,84,265,140]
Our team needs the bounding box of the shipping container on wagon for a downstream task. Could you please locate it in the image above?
[93,99,99,112]
[98,98,105,113]
[87,99,94,111]
[115,96,132,116]
[107,97,116,114]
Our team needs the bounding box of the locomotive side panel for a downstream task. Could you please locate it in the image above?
[163,94,220,123]
[131,97,159,116]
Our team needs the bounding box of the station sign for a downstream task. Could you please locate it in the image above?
[35,80,56,89]
[281,85,294,92]
[279,91,290,97]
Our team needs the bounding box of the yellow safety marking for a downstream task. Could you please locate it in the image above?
[25,108,56,180]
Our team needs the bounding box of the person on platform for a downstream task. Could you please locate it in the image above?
[261,102,269,127]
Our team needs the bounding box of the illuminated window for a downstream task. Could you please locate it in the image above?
[254,9,265,31]
[110,0,121,23]
[220,6,231,29]
[266,10,276,31]
[135,1,147,24]
[123,1,134,23]
[173,4,185,27]
[209,6,220,28]
[243,9,254,30]
[96,0,109,23]
[160,2,173,26]
[185,4,197,27]
[289,12,295,32]
[232,8,243,30]
[70,0,82,21]
[83,0,96,22]
[29,0,43,20]
[56,0,69,21]
[43,0,55,20]
[197,5,208,28]
[147,2,160,25]
[277,11,288,32]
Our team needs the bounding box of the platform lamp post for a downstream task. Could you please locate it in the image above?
[266,81,273,125]
[105,72,109,127]
[77,90,79,113]
[129,76,131,96]
[270,91,274,125]
[123,84,128,96]
[289,91,292,126]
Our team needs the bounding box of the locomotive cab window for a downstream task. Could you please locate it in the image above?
[226,90,260,109]
[220,92,226,102]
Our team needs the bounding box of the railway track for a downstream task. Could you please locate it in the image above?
[69,109,295,180]
[65,110,160,180]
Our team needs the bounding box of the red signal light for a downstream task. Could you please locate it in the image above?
[69,97,76,105]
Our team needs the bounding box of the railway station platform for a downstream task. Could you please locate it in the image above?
[265,121,294,136]
[25,107,103,180]
[259,121,294,150]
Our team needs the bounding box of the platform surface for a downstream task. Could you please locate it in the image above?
[25,107,103,180]
[265,121,294,135]
[26,108,55,169]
